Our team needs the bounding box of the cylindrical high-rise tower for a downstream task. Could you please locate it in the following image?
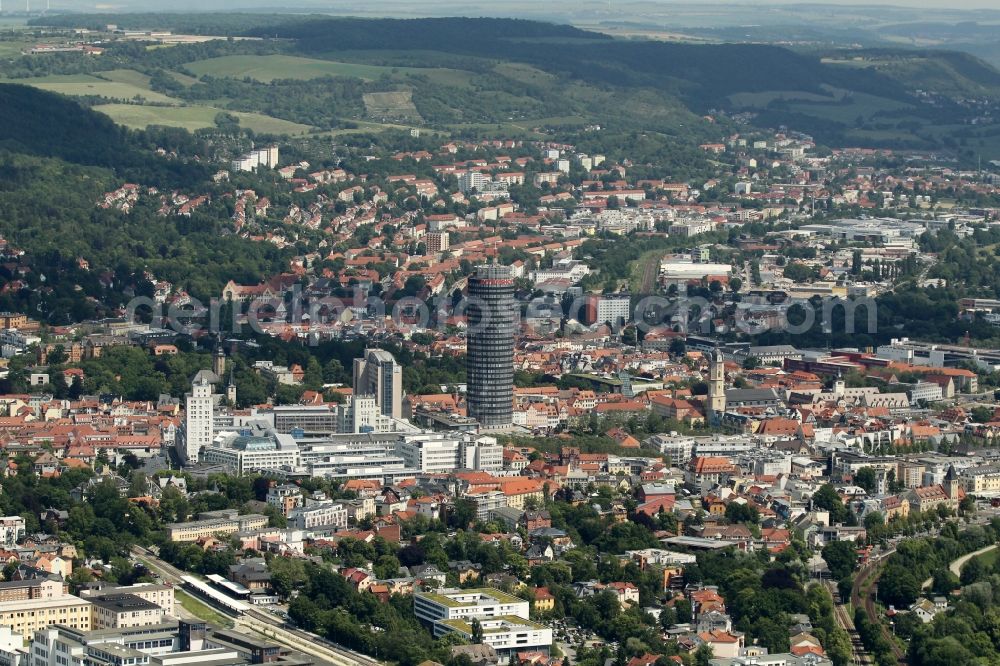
[466,265,515,428]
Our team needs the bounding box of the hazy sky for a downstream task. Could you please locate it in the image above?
[45,0,1000,9]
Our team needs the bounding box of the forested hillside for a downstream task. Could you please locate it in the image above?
[0,85,289,323]
[21,14,1000,156]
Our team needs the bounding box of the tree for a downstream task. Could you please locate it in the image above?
[863,511,884,530]
[822,540,858,580]
[47,345,66,365]
[742,356,761,370]
[450,499,476,529]
[877,564,920,606]
[783,262,818,282]
[970,406,993,424]
[854,467,878,493]
[724,502,759,524]
[960,556,988,586]
[812,484,850,524]
[930,568,959,595]
[470,617,484,644]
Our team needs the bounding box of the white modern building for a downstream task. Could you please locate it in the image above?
[645,434,695,464]
[231,145,279,173]
[200,425,299,474]
[396,433,503,473]
[298,432,409,482]
[596,293,632,325]
[415,589,548,663]
[353,348,403,419]
[181,376,214,464]
[414,589,530,624]
[458,171,491,194]
[0,516,25,548]
[287,502,346,530]
[272,405,339,435]
[79,583,175,620]
[531,259,591,285]
[336,394,397,434]
[435,616,552,663]
[659,260,733,287]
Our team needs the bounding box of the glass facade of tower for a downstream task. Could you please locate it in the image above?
[466,265,516,428]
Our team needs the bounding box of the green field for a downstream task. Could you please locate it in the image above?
[362,91,421,120]
[970,547,1000,570]
[167,71,201,87]
[184,54,471,86]
[321,119,429,136]
[730,88,848,107]
[494,62,558,85]
[630,248,666,293]
[186,55,387,81]
[0,40,29,57]
[0,73,177,104]
[94,103,314,135]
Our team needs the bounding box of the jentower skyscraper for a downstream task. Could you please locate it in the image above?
[466,264,516,428]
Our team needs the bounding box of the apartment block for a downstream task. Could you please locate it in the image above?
[0,595,92,638]
[165,511,268,542]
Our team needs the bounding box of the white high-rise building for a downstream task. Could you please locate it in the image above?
[231,145,279,173]
[596,293,632,326]
[336,394,395,434]
[182,376,214,464]
[461,435,503,471]
[353,348,403,419]
[457,171,491,194]
[263,145,279,169]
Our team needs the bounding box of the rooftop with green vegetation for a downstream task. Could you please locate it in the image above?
[437,615,548,634]
[418,588,527,608]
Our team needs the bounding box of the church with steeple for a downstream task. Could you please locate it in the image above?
[705,348,727,424]
[906,464,964,513]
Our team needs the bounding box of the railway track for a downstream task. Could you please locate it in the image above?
[827,582,871,666]
[851,552,906,665]
[131,546,382,666]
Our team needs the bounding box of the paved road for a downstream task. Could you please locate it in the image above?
[132,546,382,666]
[949,543,998,577]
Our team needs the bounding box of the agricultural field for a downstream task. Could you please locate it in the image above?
[0,73,177,104]
[0,38,30,57]
[323,119,431,137]
[362,91,421,121]
[184,54,472,86]
[185,55,392,81]
[493,62,558,86]
[93,103,314,135]
[729,87,849,107]
[823,51,1000,99]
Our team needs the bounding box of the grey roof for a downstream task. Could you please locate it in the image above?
[192,369,221,385]
[748,345,799,354]
[89,593,160,613]
[724,388,780,403]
